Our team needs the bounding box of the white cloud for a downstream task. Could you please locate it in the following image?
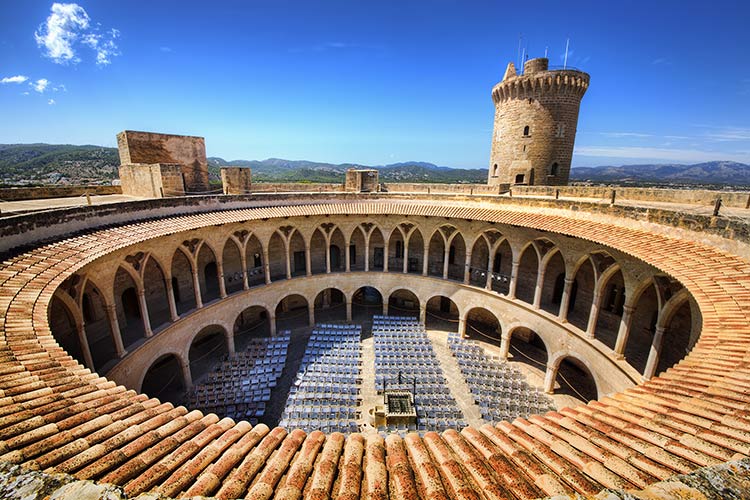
[576,145,750,163]
[1,75,29,84]
[48,99,56,105]
[704,127,750,142]
[600,132,653,138]
[22,91,30,96]
[35,3,119,65]
[159,46,173,53]
[33,79,50,93]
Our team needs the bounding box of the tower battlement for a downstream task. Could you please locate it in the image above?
[487,57,590,187]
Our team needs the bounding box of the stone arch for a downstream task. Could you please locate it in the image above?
[624,280,660,373]
[406,227,424,274]
[222,237,244,294]
[140,353,186,406]
[489,238,513,295]
[506,325,549,370]
[314,287,347,323]
[329,227,346,272]
[171,247,196,315]
[447,231,466,281]
[568,257,596,332]
[310,228,327,275]
[548,353,599,402]
[369,227,385,271]
[245,233,265,287]
[189,324,230,384]
[427,228,446,277]
[425,295,459,332]
[654,289,695,377]
[387,288,420,317]
[349,226,367,272]
[352,285,383,322]
[387,226,406,272]
[142,255,171,332]
[234,305,272,351]
[465,307,501,342]
[114,265,144,349]
[80,278,117,372]
[594,266,625,350]
[515,242,539,304]
[275,294,310,332]
[288,230,307,277]
[469,235,490,287]
[49,293,87,367]
[540,250,565,314]
[197,242,220,304]
[268,231,286,281]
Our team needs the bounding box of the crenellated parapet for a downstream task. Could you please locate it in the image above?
[491,64,590,104]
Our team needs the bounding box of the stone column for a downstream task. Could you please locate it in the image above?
[458,317,467,339]
[463,251,472,284]
[442,247,450,280]
[532,268,546,309]
[181,359,193,392]
[305,244,312,277]
[586,291,604,338]
[226,332,236,357]
[240,251,249,290]
[422,243,429,276]
[192,268,203,309]
[105,304,127,357]
[217,260,227,299]
[76,321,95,371]
[499,333,511,359]
[383,248,389,273]
[643,326,666,380]
[137,288,152,337]
[270,315,277,336]
[614,305,636,358]
[165,277,179,322]
[485,253,493,290]
[508,259,520,299]
[308,307,315,327]
[382,302,388,316]
[558,278,575,322]
[326,241,331,273]
[364,237,370,272]
[543,363,557,394]
[285,241,292,280]
[419,304,427,324]
[402,240,409,274]
[346,300,352,322]
[263,248,271,284]
[345,240,351,273]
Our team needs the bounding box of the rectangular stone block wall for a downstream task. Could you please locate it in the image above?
[220,167,253,195]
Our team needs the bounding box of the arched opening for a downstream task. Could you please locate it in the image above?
[352,286,382,322]
[289,230,306,277]
[555,357,598,402]
[387,289,420,317]
[369,227,385,271]
[425,295,459,332]
[114,267,144,349]
[469,237,490,287]
[234,305,271,352]
[268,232,286,281]
[141,354,184,407]
[427,230,445,277]
[245,234,265,287]
[275,294,310,331]
[516,244,539,304]
[388,228,405,272]
[594,269,625,350]
[568,259,596,331]
[329,228,346,272]
[197,244,220,304]
[349,227,366,272]
[310,229,327,274]
[523,125,530,136]
[189,325,229,384]
[550,162,559,176]
[171,249,196,315]
[81,281,117,372]
[447,233,466,281]
[490,239,513,295]
[314,288,346,323]
[143,257,170,331]
[540,252,565,315]
[625,282,659,373]
[492,164,498,177]
[465,307,501,343]
[222,239,244,294]
[407,229,424,274]
[656,299,695,376]
[508,326,548,373]
[49,295,85,364]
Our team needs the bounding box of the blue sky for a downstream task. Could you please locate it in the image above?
[1,0,749,168]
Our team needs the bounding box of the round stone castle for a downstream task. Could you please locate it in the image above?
[488,57,590,187]
[0,186,749,499]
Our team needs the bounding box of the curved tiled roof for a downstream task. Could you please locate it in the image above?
[1,199,749,499]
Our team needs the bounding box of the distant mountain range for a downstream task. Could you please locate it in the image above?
[0,143,748,187]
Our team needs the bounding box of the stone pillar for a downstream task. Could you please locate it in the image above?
[270,315,277,336]
[181,360,193,391]
[217,260,227,299]
[346,300,352,322]
[508,259,520,299]
[76,321,95,371]
[442,247,450,280]
[240,251,249,290]
[463,251,472,285]
[364,237,370,272]
[345,240,351,273]
[383,249,389,273]
[419,304,427,324]
[614,305,636,358]
[402,241,409,274]
[263,248,271,284]
[458,317,467,339]
[165,278,179,322]
[305,244,312,277]
[326,242,331,273]
[308,307,315,327]
[422,243,429,276]
[532,268,546,309]
[105,304,127,357]
[285,242,292,280]
[499,333,511,359]
[226,333,236,357]
[643,326,666,380]
[485,253,493,290]
[543,363,557,394]
[137,288,152,337]
[382,302,388,316]
[192,268,203,309]
[558,278,575,322]
[586,291,603,338]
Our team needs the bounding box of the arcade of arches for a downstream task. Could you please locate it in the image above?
[49,215,699,410]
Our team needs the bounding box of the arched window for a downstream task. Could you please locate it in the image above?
[523,125,530,136]
[550,162,559,176]
[492,164,498,177]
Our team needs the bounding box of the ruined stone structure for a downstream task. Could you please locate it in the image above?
[117,130,210,197]
[220,167,252,195]
[1,185,749,499]
[488,58,589,187]
[345,168,380,192]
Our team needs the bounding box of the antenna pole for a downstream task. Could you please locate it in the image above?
[563,38,570,69]
[545,46,548,58]
[517,34,523,69]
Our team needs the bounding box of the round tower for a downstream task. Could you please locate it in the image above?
[487,57,589,187]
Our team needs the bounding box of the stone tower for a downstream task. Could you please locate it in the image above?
[487,57,589,187]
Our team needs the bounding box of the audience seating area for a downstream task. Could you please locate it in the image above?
[279,324,362,434]
[373,315,466,433]
[447,332,555,421]
[185,333,290,425]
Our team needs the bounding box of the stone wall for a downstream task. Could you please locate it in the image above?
[220,167,253,195]
[118,163,185,198]
[251,182,343,193]
[0,185,121,201]
[381,183,506,195]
